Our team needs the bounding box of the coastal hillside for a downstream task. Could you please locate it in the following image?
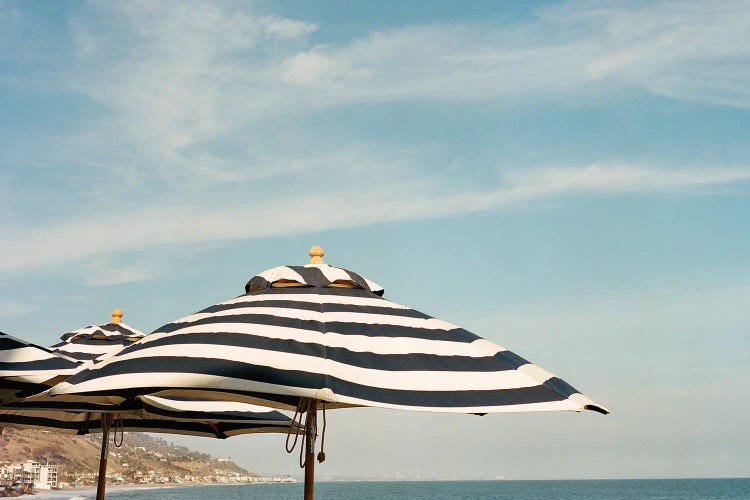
[0,427,254,485]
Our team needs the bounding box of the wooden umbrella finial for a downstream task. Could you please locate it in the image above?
[111,308,123,324]
[309,245,325,264]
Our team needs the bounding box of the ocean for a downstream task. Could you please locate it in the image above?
[35,479,750,500]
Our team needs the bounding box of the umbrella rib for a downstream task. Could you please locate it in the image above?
[207,422,227,439]
[77,412,92,435]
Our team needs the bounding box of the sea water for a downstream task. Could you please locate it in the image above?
[39,478,750,500]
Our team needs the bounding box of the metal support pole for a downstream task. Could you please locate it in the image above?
[96,414,114,500]
[303,399,318,500]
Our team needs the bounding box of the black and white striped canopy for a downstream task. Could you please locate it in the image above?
[0,395,296,438]
[50,322,146,364]
[1,331,81,405]
[53,261,608,415]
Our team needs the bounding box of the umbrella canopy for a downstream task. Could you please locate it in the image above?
[49,309,145,364]
[52,248,607,415]
[1,331,81,405]
[0,395,296,438]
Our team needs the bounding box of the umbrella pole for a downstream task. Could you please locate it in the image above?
[304,399,318,500]
[96,414,114,500]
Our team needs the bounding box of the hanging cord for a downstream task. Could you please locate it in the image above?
[317,403,327,463]
[285,399,325,468]
[299,419,307,469]
[113,414,125,448]
[285,400,306,454]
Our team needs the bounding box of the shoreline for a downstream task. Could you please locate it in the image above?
[26,478,750,498]
[31,481,295,499]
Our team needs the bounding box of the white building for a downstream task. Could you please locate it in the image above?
[0,460,59,490]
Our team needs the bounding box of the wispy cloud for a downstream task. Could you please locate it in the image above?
[569,0,750,107]
[500,165,750,197]
[0,301,37,317]
[424,165,750,214]
[278,1,750,108]
[7,0,745,191]
[1,164,748,274]
[3,1,750,276]
[65,1,317,173]
[83,256,156,287]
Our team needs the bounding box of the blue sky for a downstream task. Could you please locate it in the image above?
[1,0,749,480]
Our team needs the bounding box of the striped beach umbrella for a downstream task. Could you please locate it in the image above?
[1,331,81,405]
[52,246,608,499]
[49,309,145,364]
